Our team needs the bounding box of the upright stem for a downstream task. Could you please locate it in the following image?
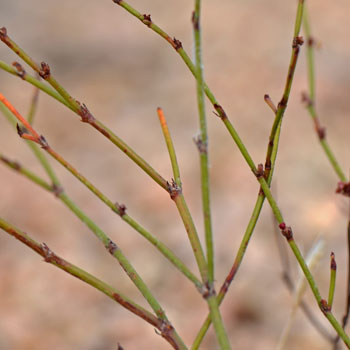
[193,1,214,284]
[192,117,282,349]
[264,0,305,179]
[193,2,230,349]
[302,7,346,182]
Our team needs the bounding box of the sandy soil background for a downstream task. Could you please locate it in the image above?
[1,0,350,349]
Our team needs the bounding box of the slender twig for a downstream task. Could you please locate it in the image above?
[210,43,350,350]
[272,204,333,343]
[26,82,40,125]
[328,252,336,310]
[192,106,282,349]
[157,108,181,186]
[335,218,350,349]
[0,60,73,110]
[192,1,214,285]
[302,8,347,182]
[279,224,350,347]
[277,238,325,350]
[343,218,350,334]
[0,217,187,350]
[264,0,305,181]
[0,28,168,191]
[193,3,229,347]
[168,181,208,285]
[283,273,334,342]
[0,153,52,191]
[214,91,350,347]
[0,30,209,290]
[0,97,202,290]
[0,93,178,325]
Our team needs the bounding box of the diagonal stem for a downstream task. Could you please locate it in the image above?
[0,217,187,350]
[0,98,202,290]
[0,28,168,190]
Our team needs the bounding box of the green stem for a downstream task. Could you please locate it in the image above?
[215,86,350,349]
[0,60,73,110]
[0,100,184,327]
[108,6,350,345]
[45,146,201,287]
[1,101,201,289]
[192,2,229,348]
[172,191,208,284]
[302,8,347,182]
[26,84,40,125]
[206,295,230,350]
[192,120,282,348]
[303,7,315,102]
[156,108,204,288]
[157,108,181,186]
[0,217,187,350]
[0,29,168,191]
[193,0,214,285]
[0,153,52,191]
[286,237,350,347]
[328,252,336,310]
[264,0,305,179]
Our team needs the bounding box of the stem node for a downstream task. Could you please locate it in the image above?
[167,179,182,200]
[12,61,26,79]
[172,37,182,51]
[39,62,51,79]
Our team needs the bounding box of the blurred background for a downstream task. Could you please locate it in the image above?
[1,0,350,349]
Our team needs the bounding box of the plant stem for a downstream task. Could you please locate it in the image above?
[192,0,214,283]
[302,8,347,182]
[264,0,305,180]
[0,99,202,290]
[190,2,229,348]
[108,4,350,345]
[328,252,336,310]
[0,217,187,350]
[302,7,315,102]
[0,152,52,191]
[0,95,180,325]
[211,73,350,350]
[0,28,168,191]
[0,60,76,110]
[193,0,214,286]
[192,119,282,348]
[26,83,40,125]
[1,32,206,290]
[285,235,350,348]
[157,108,181,186]
[171,187,208,284]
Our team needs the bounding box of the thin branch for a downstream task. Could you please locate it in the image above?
[157,108,181,186]
[263,0,305,181]
[192,1,230,348]
[0,217,187,350]
[0,97,202,291]
[192,1,214,285]
[272,205,333,343]
[0,153,52,191]
[302,7,347,182]
[192,108,282,349]
[0,31,209,292]
[0,28,168,190]
[0,93,178,325]
[26,81,40,125]
[328,252,336,310]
